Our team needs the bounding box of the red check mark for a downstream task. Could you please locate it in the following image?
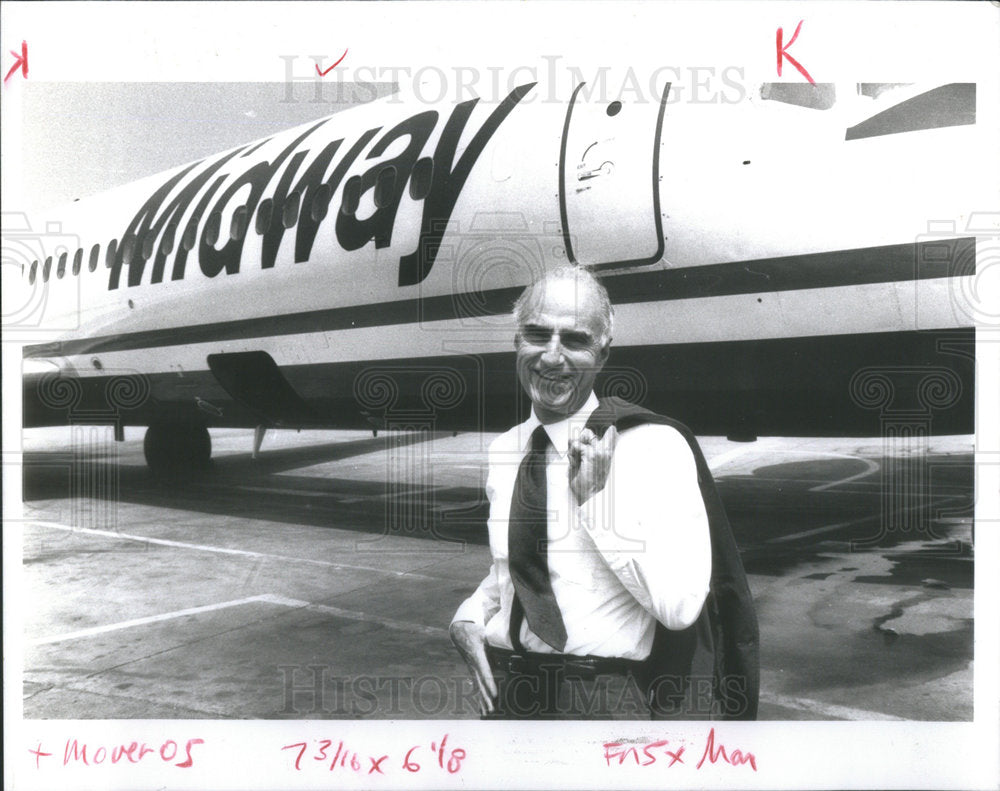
[316,49,348,77]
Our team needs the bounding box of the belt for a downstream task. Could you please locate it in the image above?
[487,646,647,679]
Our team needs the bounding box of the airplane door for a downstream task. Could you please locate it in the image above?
[559,83,669,270]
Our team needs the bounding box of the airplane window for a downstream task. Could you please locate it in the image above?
[161,224,176,256]
[282,191,300,229]
[255,199,273,234]
[106,238,118,268]
[141,232,155,260]
[409,158,433,201]
[43,256,52,281]
[121,235,136,267]
[231,206,249,241]
[182,223,197,252]
[311,184,332,222]
[57,252,67,279]
[89,244,100,272]
[374,167,396,209]
[72,248,83,276]
[341,176,361,216]
[29,261,37,284]
[205,211,222,246]
[846,83,975,141]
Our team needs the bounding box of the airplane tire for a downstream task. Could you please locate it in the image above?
[144,421,212,474]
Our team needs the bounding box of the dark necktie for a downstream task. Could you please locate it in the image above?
[508,425,568,652]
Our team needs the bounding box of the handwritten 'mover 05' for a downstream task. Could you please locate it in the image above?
[28,737,205,770]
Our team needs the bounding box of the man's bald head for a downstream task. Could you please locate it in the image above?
[512,267,615,422]
[512,266,614,349]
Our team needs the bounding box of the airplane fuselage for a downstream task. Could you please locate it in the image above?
[16,79,981,459]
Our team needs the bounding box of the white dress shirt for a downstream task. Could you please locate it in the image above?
[452,393,712,661]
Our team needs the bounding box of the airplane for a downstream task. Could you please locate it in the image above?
[9,78,986,472]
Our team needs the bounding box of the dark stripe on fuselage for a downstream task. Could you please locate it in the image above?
[24,328,974,437]
[23,237,975,358]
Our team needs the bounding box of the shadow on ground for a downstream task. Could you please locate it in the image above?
[22,436,974,584]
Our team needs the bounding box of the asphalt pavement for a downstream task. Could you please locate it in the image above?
[16,426,973,720]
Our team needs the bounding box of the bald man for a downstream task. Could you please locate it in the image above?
[450,266,714,720]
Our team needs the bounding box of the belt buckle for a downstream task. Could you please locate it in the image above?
[507,653,530,674]
[565,658,597,678]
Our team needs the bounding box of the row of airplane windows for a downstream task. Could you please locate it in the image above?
[25,164,413,286]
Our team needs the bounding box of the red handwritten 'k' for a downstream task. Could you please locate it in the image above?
[4,40,28,84]
[776,21,814,84]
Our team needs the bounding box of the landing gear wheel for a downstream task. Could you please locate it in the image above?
[144,421,211,474]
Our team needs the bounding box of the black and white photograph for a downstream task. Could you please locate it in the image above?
[3,2,998,789]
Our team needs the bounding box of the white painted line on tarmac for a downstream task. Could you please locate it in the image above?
[728,448,879,492]
[30,593,448,645]
[706,444,882,490]
[232,485,332,497]
[29,521,450,582]
[761,691,908,721]
[810,457,880,492]
[257,594,448,637]
[706,444,761,471]
[766,494,967,544]
[29,596,273,645]
[766,517,876,544]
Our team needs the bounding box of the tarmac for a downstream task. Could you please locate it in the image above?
[16,426,974,720]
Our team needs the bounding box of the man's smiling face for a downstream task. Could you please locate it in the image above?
[515,276,610,425]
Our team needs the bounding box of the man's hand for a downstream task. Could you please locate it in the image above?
[568,426,619,506]
[449,620,497,715]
